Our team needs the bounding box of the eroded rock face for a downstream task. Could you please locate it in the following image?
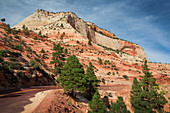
[14,9,149,61]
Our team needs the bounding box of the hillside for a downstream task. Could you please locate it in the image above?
[14,9,149,62]
[0,9,170,112]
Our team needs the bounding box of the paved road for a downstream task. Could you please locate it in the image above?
[0,85,62,113]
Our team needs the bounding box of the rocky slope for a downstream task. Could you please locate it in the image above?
[14,9,149,62]
[1,9,169,112]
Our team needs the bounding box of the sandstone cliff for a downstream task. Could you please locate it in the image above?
[14,9,149,61]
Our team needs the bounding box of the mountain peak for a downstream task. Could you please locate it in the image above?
[13,9,149,61]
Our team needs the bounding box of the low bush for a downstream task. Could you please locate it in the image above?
[123,75,129,80]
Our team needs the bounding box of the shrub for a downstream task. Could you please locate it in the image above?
[112,72,115,75]
[34,36,38,40]
[98,57,102,65]
[40,48,45,53]
[2,61,23,69]
[102,78,105,84]
[107,72,111,75]
[123,75,128,80]
[14,35,20,39]
[0,50,5,57]
[108,92,112,97]
[14,44,22,51]
[26,47,32,52]
[114,68,118,70]
[30,59,40,69]
[76,41,80,43]
[35,58,40,62]
[88,40,92,46]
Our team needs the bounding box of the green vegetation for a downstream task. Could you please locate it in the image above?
[76,40,80,43]
[34,36,38,40]
[50,43,65,74]
[40,48,45,53]
[64,48,68,55]
[22,25,29,35]
[1,18,5,22]
[102,78,105,84]
[109,96,130,113]
[123,75,128,80]
[5,24,12,34]
[84,62,100,99]
[88,40,92,46]
[60,32,65,40]
[14,44,22,51]
[61,23,64,27]
[38,31,41,36]
[88,91,107,113]
[98,57,102,65]
[0,50,5,58]
[57,55,85,95]
[130,60,168,113]
[14,35,20,39]
[30,59,40,69]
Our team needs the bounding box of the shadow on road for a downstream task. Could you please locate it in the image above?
[0,88,21,95]
[0,94,22,98]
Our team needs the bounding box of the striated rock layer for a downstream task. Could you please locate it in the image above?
[14,9,149,62]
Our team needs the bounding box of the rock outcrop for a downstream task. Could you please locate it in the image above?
[14,9,149,62]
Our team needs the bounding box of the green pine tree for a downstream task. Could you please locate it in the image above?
[109,96,130,113]
[64,48,68,55]
[57,55,85,95]
[88,91,107,113]
[130,77,142,112]
[130,60,168,113]
[84,62,100,100]
[50,43,65,74]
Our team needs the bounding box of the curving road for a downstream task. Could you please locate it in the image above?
[0,85,62,113]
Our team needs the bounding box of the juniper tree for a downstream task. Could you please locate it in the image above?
[88,91,107,113]
[130,60,168,113]
[84,62,100,100]
[109,96,130,113]
[57,55,85,95]
[50,43,65,74]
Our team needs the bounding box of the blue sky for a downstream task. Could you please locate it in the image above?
[0,0,170,63]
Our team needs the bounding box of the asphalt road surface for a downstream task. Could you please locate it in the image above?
[0,85,62,113]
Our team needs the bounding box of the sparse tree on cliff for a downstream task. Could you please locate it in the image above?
[130,60,168,113]
[50,43,65,74]
[88,40,92,46]
[57,55,85,95]
[88,91,107,113]
[38,31,41,36]
[109,96,130,113]
[1,18,5,23]
[84,62,100,100]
